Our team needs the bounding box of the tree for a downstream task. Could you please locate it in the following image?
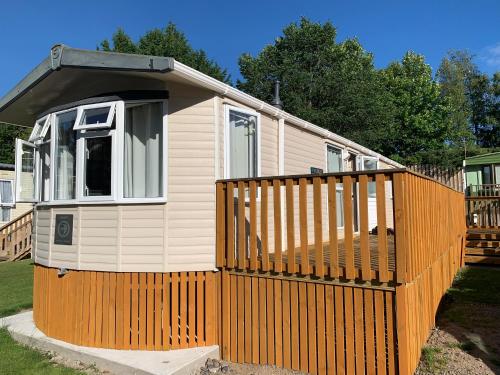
[0,124,30,164]
[100,23,230,84]
[237,18,394,152]
[380,52,453,165]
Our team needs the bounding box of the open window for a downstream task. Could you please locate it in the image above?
[28,115,51,142]
[74,102,116,131]
[15,139,37,202]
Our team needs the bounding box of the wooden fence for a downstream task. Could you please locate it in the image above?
[0,209,33,261]
[409,165,463,192]
[33,265,218,350]
[216,168,465,375]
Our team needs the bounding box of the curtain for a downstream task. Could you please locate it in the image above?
[55,111,76,200]
[124,103,163,198]
[229,111,257,178]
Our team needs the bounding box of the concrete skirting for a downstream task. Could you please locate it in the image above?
[0,311,219,375]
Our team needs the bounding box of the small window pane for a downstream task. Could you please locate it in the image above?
[124,102,163,198]
[40,141,51,201]
[229,110,258,178]
[327,146,342,173]
[0,207,11,222]
[84,137,112,196]
[0,181,13,204]
[80,106,111,126]
[19,144,36,201]
[55,110,77,200]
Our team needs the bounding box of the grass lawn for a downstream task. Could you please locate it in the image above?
[0,259,34,318]
[418,266,500,374]
[0,260,87,375]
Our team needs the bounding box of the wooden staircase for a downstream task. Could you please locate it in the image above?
[0,209,33,262]
[465,227,500,265]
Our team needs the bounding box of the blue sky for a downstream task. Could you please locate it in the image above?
[0,0,499,96]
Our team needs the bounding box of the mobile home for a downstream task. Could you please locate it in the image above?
[0,45,464,375]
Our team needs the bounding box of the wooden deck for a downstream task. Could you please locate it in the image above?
[267,234,396,273]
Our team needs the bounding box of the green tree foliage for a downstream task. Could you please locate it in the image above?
[237,18,393,152]
[0,124,30,164]
[100,23,230,83]
[437,51,499,149]
[379,52,453,165]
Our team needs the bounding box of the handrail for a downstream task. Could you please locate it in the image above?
[0,209,33,261]
[215,170,465,285]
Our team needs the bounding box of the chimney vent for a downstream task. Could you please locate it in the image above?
[271,80,283,110]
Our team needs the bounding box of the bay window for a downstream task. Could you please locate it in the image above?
[15,98,167,204]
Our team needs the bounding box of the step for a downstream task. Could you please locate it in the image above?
[464,255,500,265]
[465,247,500,256]
[466,232,500,241]
[465,240,500,248]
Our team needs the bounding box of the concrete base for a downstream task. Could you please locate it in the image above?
[0,311,219,375]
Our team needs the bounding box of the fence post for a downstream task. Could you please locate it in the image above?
[393,172,407,284]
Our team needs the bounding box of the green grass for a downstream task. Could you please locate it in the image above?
[446,267,500,305]
[421,346,447,373]
[0,260,34,317]
[0,260,87,374]
[0,328,86,375]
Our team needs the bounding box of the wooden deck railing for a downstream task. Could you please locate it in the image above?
[0,209,33,261]
[216,169,465,285]
[466,196,500,227]
[466,184,500,197]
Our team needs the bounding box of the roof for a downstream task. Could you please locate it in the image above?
[0,45,404,168]
[464,151,500,166]
[0,163,15,171]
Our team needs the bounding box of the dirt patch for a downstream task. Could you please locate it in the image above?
[416,303,500,374]
[197,358,305,375]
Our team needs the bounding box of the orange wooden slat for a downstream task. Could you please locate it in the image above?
[353,288,365,375]
[325,285,336,375]
[244,276,252,363]
[196,272,205,345]
[273,179,283,273]
[123,273,132,349]
[376,174,389,282]
[316,284,326,375]
[251,277,259,364]
[342,176,355,280]
[266,278,275,365]
[299,178,310,275]
[359,174,371,280]
[327,176,339,278]
[258,277,267,364]
[307,283,317,374]
[226,182,235,268]
[249,181,258,270]
[261,180,270,271]
[139,273,147,349]
[274,279,283,368]
[154,273,162,350]
[334,285,345,375]
[313,177,324,277]
[237,275,245,363]
[393,172,407,283]
[364,289,376,374]
[237,181,246,270]
[171,273,179,349]
[115,272,124,349]
[162,273,171,350]
[188,272,196,347]
[290,281,300,371]
[375,290,387,375]
[344,288,355,375]
[216,182,226,267]
[282,280,291,369]
[285,179,296,274]
[108,272,117,348]
[179,273,188,348]
[298,281,308,373]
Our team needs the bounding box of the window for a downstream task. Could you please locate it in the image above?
[326,145,344,227]
[15,99,166,204]
[84,135,112,196]
[361,156,378,198]
[0,180,14,222]
[15,140,36,202]
[225,106,260,179]
[123,102,163,198]
[74,102,116,130]
[54,110,77,200]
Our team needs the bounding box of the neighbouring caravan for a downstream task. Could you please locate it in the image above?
[0,45,403,353]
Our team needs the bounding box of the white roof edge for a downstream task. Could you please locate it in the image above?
[171,60,404,168]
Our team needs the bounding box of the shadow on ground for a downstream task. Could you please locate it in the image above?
[417,266,500,375]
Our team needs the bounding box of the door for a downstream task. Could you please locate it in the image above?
[15,139,37,202]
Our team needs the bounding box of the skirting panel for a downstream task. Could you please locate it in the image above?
[219,271,398,375]
[33,264,217,350]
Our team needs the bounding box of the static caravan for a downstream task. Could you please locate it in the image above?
[0,45,404,354]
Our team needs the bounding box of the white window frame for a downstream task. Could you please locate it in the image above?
[22,99,168,206]
[0,179,15,207]
[223,104,261,179]
[74,102,117,131]
[325,142,345,228]
[361,156,379,171]
[29,115,50,142]
[115,99,168,204]
[15,139,37,203]
[77,129,117,202]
